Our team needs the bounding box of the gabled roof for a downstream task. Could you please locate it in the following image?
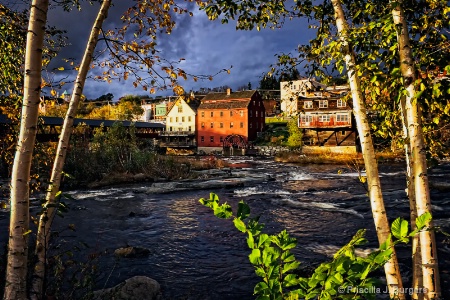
[166,96,201,115]
[199,90,258,110]
[202,90,256,101]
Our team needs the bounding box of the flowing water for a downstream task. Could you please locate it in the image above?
[1,158,450,299]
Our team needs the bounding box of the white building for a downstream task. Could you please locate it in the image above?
[280,79,327,116]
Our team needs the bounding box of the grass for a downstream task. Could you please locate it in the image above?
[274,150,405,165]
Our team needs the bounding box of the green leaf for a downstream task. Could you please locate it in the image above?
[237,200,250,219]
[391,217,409,239]
[416,212,432,229]
[213,202,233,219]
[249,249,261,264]
[257,234,270,248]
[254,282,269,294]
[247,233,255,248]
[233,218,247,232]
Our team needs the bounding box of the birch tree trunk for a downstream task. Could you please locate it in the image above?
[399,97,422,299]
[31,1,112,298]
[4,1,49,299]
[330,0,405,298]
[391,2,440,298]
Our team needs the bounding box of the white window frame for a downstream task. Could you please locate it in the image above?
[337,99,346,107]
[304,101,313,109]
[318,115,330,122]
[318,100,328,108]
[300,115,313,123]
[336,114,349,122]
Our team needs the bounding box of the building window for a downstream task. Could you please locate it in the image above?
[188,126,192,131]
[210,122,214,128]
[210,111,214,117]
[319,100,328,108]
[182,116,185,122]
[188,116,191,122]
[319,115,330,122]
[178,106,183,113]
[341,130,346,135]
[230,122,234,128]
[170,117,173,122]
[176,117,178,122]
[250,123,252,128]
[210,136,214,142]
[201,136,204,142]
[304,101,313,109]
[220,111,224,117]
[240,122,244,128]
[256,111,258,117]
[336,114,349,122]
[201,112,205,117]
[220,136,223,142]
[300,115,313,123]
[256,122,259,129]
[230,111,233,117]
[293,85,297,90]
[220,122,223,128]
[240,111,244,117]
[337,99,346,107]
[250,111,252,117]
[169,127,172,131]
[201,122,205,128]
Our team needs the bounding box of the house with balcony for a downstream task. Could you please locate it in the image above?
[297,85,356,146]
[280,79,327,116]
[196,89,265,153]
[158,95,201,152]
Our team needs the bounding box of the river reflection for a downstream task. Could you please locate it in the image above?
[1,159,450,299]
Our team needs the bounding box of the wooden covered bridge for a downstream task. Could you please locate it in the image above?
[0,115,165,142]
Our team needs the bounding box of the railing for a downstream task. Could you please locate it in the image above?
[159,131,195,136]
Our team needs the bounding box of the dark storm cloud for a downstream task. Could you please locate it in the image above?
[43,1,315,101]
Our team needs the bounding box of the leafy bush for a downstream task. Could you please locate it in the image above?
[200,193,431,299]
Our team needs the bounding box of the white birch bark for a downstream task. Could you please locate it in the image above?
[399,97,422,299]
[31,1,112,298]
[391,2,440,298]
[4,1,49,299]
[330,0,405,298]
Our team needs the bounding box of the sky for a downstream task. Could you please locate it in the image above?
[41,1,317,101]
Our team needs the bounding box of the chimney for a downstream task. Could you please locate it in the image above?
[226,88,232,95]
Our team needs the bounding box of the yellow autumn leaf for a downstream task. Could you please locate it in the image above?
[150,88,155,94]
[58,67,64,71]
[50,89,57,97]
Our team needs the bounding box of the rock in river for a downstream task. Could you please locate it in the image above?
[114,246,150,258]
[94,276,161,300]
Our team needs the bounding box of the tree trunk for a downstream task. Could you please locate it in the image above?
[399,97,422,299]
[330,0,405,298]
[391,2,440,298]
[31,1,112,299]
[4,1,49,299]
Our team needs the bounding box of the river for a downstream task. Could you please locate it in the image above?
[1,158,450,299]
